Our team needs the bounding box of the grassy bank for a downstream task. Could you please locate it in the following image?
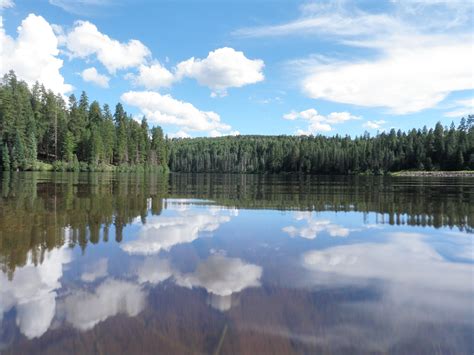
[5,160,169,173]
[390,170,474,177]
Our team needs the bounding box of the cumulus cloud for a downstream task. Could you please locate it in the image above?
[209,129,240,137]
[133,252,261,311]
[120,211,232,255]
[136,257,173,284]
[0,14,72,95]
[176,47,264,96]
[125,63,175,89]
[64,279,145,331]
[81,258,108,282]
[302,232,472,298]
[301,230,474,322]
[121,90,236,136]
[0,247,71,339]
[167,130,191,139]
[283,108,360,135]
[81,67,110,88]
[283,212,352,239]
[175,255,262,297]
[363,120,386,130]
[296,230,474,351]
[65,20,150,74]
[207,293,233,312]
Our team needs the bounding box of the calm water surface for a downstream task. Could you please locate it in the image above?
[0,172,473,354]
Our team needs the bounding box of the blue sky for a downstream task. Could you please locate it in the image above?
[0,0,473,137]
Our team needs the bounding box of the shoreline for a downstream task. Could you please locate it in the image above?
[390,171,474,177]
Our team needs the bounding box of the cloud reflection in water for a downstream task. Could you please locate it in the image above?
[121,211,231,255]
[283,212,352,239]
[0,247,71,339]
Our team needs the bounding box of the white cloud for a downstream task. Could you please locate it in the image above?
[363,120,386,129]
[302,232,472,297]
[283,108,360,135]
[136,257,174,285]
[49,0,110,15]
[0,14,72,95]
[0,247,71,339]
[444,97,474,118]
[209,129,240,137]
[239,2,474,114]
[120,211,231,255]
[126,63,175,89]
[133,252,261,311]
[234,8,399,38]
[121,90,235,136]
[64,279,145,331]
[81,258,108,282]
[297,231,474,349]
[207,293,233,312]
[168,130,191,139]
[234,1,473,38]
[283,212,352,239]
[176,47,264,96]
[302,37,473,114]
[65,20,151,74]
[81,67,110,88]
[175,255,262,297]
[0,0,14,9]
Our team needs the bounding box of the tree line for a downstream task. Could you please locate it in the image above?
[1,70,473,174]
[169,118,474,174]
[0,71,168,172]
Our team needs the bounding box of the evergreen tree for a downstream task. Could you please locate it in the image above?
[0,70,471,173]
[12,131,26,170]
[2,144,10,171]
[62,130,75,162]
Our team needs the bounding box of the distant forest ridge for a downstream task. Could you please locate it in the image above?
[168,119,474,174]
[1,71,473,174]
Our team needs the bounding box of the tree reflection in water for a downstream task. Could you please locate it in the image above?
[0,172,472,354]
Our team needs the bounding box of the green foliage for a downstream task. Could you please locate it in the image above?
[0,71,472,174]
[62,130,75,162]
[2,144,10,171]
[0,71,168,171]
[12,131,26,170]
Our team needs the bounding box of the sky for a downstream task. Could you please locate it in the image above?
[0,0,473,138]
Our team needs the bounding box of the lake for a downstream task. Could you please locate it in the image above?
[0,172,473,354]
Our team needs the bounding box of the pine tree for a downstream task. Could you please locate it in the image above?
[114,103,128,164]
[12,131,26,170]
[2,144,10,171]
[62,131,75,162]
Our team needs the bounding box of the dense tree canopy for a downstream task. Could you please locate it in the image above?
[0,71,168,172]
[1,71,472,174]
[169,119,474,174]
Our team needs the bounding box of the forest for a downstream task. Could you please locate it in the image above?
[1,71,473,174]
[0,71,168,172]
[169,118,474,174]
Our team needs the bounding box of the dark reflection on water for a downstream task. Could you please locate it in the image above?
[0,172,473,354]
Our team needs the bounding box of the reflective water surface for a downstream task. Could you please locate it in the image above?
[0,172,473,354]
